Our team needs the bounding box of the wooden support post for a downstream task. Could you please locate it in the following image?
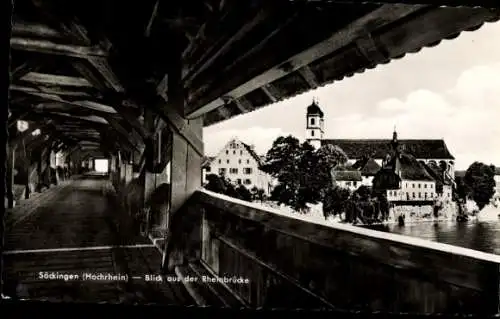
[45,148,52,186]
[162,51,204,271]
[143,108,157,210]
[6,144,17,208]
[165,117,203,270]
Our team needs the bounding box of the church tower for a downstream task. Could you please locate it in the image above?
[305,99,324,149]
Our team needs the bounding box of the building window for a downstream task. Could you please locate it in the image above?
[346,181,351,186]
[406,193,410,200]
[230,168,238,174]
[412,192,415,198]
[412,183,415,188]
[237,179,242,185]
[311,130,315,137]
[424,184,427,188]
[311,118,315,125]
[431,193,433,198]
[353,181,357,187]
[244,167,253,174]
[233,151,236,155]
[226,150,229,154]
[244,179,251,185]
[218,159,221,164]
[205,167,211,172]
[431,184,433,188]
[406,183,408,188]
[226,159,230,164]
[247,159,250,164]
[238,159,242,164]
[240,151,243,155]
[418,192,421,198]
[219,168,226,175]
[424,192,427,199]
[418,183,421,188]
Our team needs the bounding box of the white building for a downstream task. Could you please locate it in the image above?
[306,100,455,204]
[493,167,500,205]
[305,101,456,180]
[202,138,275,195]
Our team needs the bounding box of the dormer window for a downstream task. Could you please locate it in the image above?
[310,118,315,125]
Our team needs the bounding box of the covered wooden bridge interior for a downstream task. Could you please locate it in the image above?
[4,0,500,312]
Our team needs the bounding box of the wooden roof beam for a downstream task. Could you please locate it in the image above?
[183,5,272,85]
[17,90,117,114]
[12,61,42,80]
[19,72,93,87]
[185,4,425,119]
[233,96,254,113]
[42,112,109,125]
[104,116,143,152]
[260,84,280,104]
[297,65,319,89]
[10,84,95,98]
[10,37,109,58]
[12,21,64,39]
[112,105,148,140]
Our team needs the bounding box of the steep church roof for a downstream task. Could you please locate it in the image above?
[321,139,454,160]
[396,153,435,181]
[352,157,381,176]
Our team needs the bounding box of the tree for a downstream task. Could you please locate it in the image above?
[322,186,352,219]
[463,162,496,210]
[205,174,227,194]
[250,186,266,202]
[262,136,349,213]
[453,175,471,202]
[354,185,372,201]
[261,136,307,211]
[236,185,253,202]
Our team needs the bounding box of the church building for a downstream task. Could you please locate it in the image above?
[306,101,455,204]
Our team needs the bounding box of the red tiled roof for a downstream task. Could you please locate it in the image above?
[322,139,454,160]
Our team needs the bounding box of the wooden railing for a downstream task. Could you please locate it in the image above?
[168,189,500,313]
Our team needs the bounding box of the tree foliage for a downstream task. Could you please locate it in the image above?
[261,136,348,212]
[463,162,496,210]
[204,173,253,202]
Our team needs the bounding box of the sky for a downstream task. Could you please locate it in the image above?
[203,21,500,171]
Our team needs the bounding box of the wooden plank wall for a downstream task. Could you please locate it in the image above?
[179,190,500,314]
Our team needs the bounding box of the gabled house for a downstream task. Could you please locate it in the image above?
[201,137,275,195]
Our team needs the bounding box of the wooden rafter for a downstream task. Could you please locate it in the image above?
[10,84,96,98]
[19,72,93,87]
[185,4,425,119]
[10,37,109,58]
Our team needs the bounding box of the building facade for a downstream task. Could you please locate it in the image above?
[494,167,500,205]
[202,138,275,195]
[307,101,455,205]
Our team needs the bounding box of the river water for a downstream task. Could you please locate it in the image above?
[369,219,500,255]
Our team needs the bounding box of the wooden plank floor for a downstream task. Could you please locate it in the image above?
[3,174,192,305]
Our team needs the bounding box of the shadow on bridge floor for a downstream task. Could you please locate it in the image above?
[3,173,193,305]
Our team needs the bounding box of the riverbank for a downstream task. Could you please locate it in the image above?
[255,200,500,228]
